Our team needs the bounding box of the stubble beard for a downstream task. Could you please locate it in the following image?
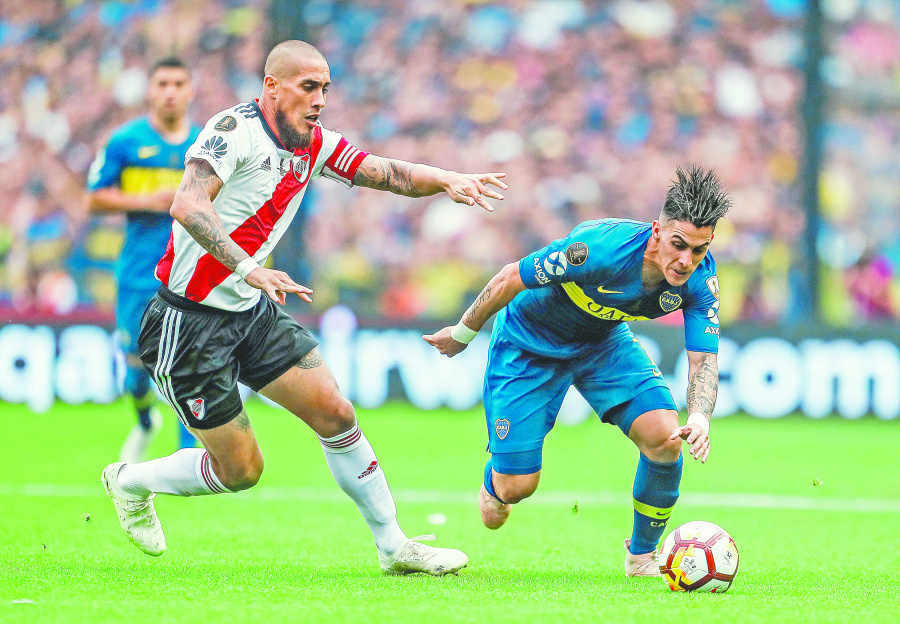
[274,108,311,150]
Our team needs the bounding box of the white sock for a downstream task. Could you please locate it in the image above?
[319,424,407,556]
[117,449,230,497]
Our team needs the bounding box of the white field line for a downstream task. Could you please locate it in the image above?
[0,484,898,513]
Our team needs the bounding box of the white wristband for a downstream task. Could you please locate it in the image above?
[687,412,710,434]
[450,322,478,344]
[234,257,261,281]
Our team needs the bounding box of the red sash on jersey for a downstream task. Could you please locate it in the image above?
[156,128,324,301]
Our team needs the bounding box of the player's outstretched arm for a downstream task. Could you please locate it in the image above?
[423,262,525,357]
[88,187,176,214]
[670,351,718,463]
[171,158,312,305]
[352,154,507,212]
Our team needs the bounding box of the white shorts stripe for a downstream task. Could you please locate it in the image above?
[165,311,186,425]
[336,147,359,172]
[154,308,189,427]
[152,309,173,408]
[153,309,178,420]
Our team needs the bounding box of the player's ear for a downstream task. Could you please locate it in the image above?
[263,75,278,98]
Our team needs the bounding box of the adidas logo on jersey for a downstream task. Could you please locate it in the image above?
[261,157,271,172]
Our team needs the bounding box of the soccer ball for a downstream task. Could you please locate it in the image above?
[659,521,739,593]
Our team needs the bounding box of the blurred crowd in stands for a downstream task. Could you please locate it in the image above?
[1,0,897,325]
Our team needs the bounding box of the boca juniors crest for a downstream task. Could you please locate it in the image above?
[659,291,682,313]
[495,419,510,440]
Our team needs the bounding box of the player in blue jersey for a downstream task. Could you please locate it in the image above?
[87,57,200,462]
[425,166,730,577]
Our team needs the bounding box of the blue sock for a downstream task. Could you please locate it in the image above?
[630,453,682,555]
[483,459,508,504]
[178,419,196,449]
[132,391,155,431]
[126,367,154,431]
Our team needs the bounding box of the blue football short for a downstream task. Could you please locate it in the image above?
[483,322,676,474]
[116,287,158,357]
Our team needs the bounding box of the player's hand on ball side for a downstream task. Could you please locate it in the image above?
[443,172,508,212]
[422,326,468,357]
[669,423,710,463]
[244,268,313,305]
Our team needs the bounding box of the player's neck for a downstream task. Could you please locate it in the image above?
[257,98,285,145]
[149,113,190,144]
[641,247,667,290]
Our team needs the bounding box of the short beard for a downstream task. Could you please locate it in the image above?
[274,108,311,150]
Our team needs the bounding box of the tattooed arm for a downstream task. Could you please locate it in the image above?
[686,351,718,419]
[423,262,526,357]
[352,154,507,212]
[170,158,312,305]
[170,158,245,270]
[670,350,718,463]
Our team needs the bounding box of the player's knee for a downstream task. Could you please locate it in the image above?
[220,454,264,491]
[644,435,682,463]
[495,474,539,504]
[318,396,357,438]
[125,367,151,397]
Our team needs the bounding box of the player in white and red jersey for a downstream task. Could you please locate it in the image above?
[100,40,508,576]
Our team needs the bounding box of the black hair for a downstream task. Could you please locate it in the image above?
[149,56,190,78]
[662,165,731,228]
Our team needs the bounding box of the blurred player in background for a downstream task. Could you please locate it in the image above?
[88,57,200,461]
[425,166,729,577]
[100,40,507,575]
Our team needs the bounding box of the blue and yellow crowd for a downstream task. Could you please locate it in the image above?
[1,0,897,324]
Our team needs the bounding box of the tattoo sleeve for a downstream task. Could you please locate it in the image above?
[177,159,246,271]
[352,155,421,196]
[464,286,493,326]
[180,158,224,202]
[686,352,718,418]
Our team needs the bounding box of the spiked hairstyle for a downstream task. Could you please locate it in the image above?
[661,166,731,229]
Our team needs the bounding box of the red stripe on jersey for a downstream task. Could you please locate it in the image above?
[323,137,369,182]
[182,128,324,302]
[155,232,175,286]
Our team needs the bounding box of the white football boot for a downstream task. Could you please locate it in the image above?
[101,462,166,556]
[378,535,468,576]
[479,483,511,530]
[119,406,163,464]
[623,538,661,577]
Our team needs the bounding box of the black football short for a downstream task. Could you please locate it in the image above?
[137,287,318,430]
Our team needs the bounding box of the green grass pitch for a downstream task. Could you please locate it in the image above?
[1,400,898,623]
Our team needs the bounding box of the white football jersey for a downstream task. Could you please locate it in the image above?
[155,100,367,311]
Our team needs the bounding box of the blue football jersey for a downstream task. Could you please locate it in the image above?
[87,118,201,291]
[499,219,720,358]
